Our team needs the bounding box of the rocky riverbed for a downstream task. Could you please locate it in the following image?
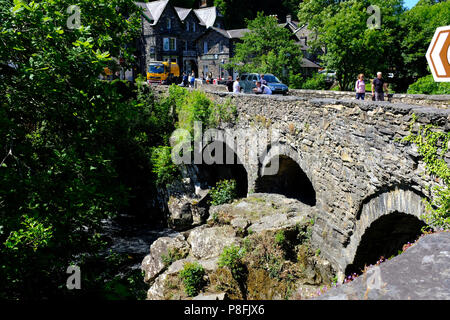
[141,194,337,300]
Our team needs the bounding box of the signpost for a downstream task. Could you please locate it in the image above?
[426,26,450,82]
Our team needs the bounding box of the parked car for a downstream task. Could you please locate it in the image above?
[318,69,336,83]
[239,73,289,94]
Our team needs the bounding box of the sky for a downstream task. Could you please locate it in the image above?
[404,0,420,9]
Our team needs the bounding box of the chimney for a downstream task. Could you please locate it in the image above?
[199,0,207,8]
[286,14,292,23]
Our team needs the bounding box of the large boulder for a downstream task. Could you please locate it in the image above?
[141,234,190,283]
[209,193,313,233]
[147,256,220,300]
[187,225,238,260]
[316,232,450,300]
[167,192,210,231]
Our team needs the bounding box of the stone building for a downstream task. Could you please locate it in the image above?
[136,0,224,77]
[135,0,321,79]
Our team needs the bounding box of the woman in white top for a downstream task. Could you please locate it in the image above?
[233,77,241,93]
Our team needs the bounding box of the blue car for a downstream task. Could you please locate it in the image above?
[239,73,289,94]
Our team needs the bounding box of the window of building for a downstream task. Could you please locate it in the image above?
[163,37,177,51]
[167,18,171,30]
[186,22,189,31]
[203,41,208,54]
[219,41,224,53]
[192,22,196,32]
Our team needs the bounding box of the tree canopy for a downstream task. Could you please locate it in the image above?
[228,12,303,84]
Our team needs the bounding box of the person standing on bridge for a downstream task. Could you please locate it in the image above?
[355,74,366,100]
[372,72,389,101]
[226,76,234,92]
[233,76,241,93]
[253,81,272,95]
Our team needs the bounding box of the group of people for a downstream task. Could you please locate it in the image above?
[355,72,389,101]
[180,71,196,88]
[225,73,272,95]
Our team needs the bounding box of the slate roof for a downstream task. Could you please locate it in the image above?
[301,58,321,68]
[193,6,221,28]
[136,1,220,27]
[174,7,191,21]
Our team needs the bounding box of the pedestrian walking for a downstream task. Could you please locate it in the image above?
[189,71,195,87]
[233,76,241,93]
[355,74,366,100]
[226,76,234,92]
[372,72,389,101]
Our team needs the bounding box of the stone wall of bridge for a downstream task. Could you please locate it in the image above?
[154,86,449,277]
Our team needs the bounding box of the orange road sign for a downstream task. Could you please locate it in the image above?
[426,26,450,82]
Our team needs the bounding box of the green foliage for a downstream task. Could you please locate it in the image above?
[177,89,216,133]
[218,244,247,281]
[274,230,287,247]
[229,12,303,84]
[403,116,450,230]
[210,179,238,206]
[298,0,404,91]
[179,262,206,297]
[150,146,180,187]
[288,72,304,89]
[407,75,450,94]
[161,247,186,267]
[4,215,53,252]
[400,1,450,82]
[301,73,329,90]
[214,0,303,29]
[0,0,157,299]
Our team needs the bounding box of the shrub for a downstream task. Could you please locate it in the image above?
[288,72,303,89]
[161,247,186,267]
[301,73,329,90]
[178,262,206,297]
[150,146,179,187]
[210,179,238,206]
[403,116,449,230]
[177,90,216,134]
[274,230,286,247]
[218,244,246,282]
[407,75,450,94]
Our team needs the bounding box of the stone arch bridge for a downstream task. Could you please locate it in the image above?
[158,87,449,278]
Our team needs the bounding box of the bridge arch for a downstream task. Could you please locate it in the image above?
[196,137,249,198]
[344,187,429,275]
[256,144,316,206]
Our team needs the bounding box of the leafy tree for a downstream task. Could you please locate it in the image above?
[229,12,303,84]
[0,0,147,299]
[399,0,450,89]
[298,0,404,91]
[214,0,303,29]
